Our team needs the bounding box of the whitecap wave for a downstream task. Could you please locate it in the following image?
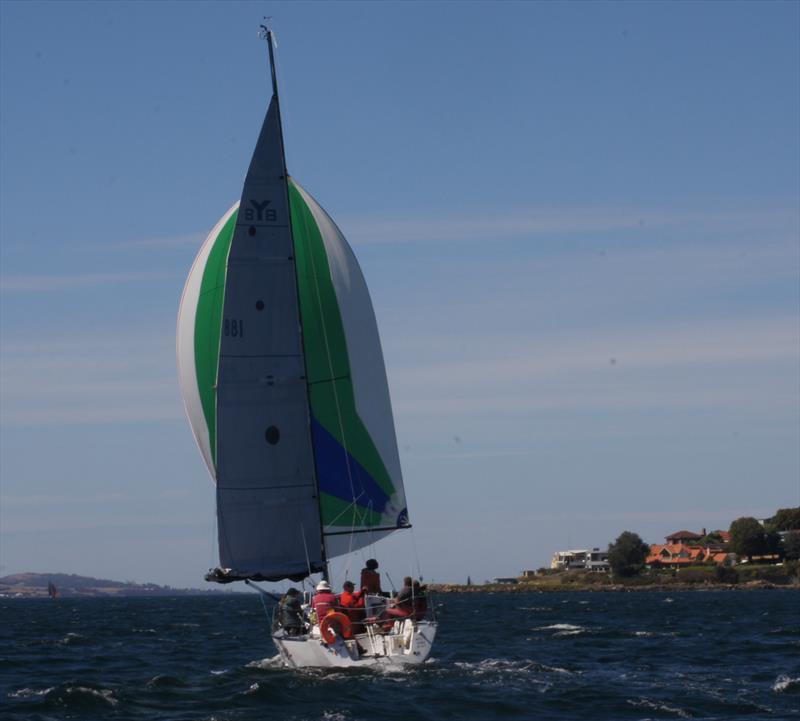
[8,686,54,699]
[454,658,536,675]
[454,658,572,676]
[773,675,800,693]
[246,655,284,669]
[146,674,183,689]
[59,632,86,645]
[65,686,118,707]
[627,698,690,718]
[539,664,575,675]
[531,622,590,637]
[532,623,583,631]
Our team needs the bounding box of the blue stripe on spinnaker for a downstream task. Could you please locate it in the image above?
[312,418,389,514]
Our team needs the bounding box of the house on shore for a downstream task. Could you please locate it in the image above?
[550,548,610,572]
[647,529,736,567]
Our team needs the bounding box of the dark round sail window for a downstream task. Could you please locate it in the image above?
[265,426,280,445]
[255,300,264,311]
[248,226,257,236]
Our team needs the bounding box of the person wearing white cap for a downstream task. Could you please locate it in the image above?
[311,579,337,619]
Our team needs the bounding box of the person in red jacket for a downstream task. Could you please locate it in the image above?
[360,558,382,594]
[337,580,365,634]
[311,580,337,620]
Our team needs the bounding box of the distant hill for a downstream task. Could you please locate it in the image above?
[0,573,233,598]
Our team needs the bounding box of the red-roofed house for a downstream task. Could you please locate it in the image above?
[647,543,737,567]
[647,543,706,566]
[665,530,704,544]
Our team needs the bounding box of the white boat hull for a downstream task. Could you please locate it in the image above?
[273,619,437,668]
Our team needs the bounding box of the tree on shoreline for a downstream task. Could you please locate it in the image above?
[608,531,650,577]
[729,517,766,561]
[783,532,800,561]
[767,508,800,533]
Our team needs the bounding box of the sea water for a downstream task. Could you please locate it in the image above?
[2,590,798,720]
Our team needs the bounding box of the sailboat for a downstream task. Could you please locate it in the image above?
[176,27,436,668]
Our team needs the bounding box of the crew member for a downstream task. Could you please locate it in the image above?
[412,580,428,621]
[386,576,414,619]
[278,587,304,636]
[311,580,337,620]
[338,580,366,634]
[360,558,382,594]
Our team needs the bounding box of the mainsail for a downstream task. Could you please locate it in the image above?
[177,34,408,582]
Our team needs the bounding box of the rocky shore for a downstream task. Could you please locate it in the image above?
[429,564,800,594]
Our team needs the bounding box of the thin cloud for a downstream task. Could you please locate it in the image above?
[341,206,799,244]
[521,508,777,525]
[0,332,184,427]
[2,492,130,507]
[96,231,206,250]
[389,316,799,416]
[0,270,174,293]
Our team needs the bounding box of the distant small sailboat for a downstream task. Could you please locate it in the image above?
[47,581,58,599]
[177,25,436,668]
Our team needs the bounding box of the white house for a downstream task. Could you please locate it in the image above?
[551,548,610,572]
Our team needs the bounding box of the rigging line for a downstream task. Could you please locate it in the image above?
[297,193,359,508]
[322,491,368,529]
[216,487,240,573]
[210,499,216,571]
[410,525,423,581]
[343,500,359,581]
[300,523,313,580]
[257,587,272,624]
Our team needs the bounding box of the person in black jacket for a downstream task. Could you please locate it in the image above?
[278,588,305,636]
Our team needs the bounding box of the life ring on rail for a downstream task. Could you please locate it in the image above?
[319,612,352,644]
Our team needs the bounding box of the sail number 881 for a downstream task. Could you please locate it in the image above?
[224,318,244,338]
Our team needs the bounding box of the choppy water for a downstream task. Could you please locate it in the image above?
[2,590,799,720]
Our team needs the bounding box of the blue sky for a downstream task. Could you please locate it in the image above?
[1,1,798,590]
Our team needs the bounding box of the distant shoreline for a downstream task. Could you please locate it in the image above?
[428,580,799,593]
[3,568,798,599]
[0,573,235,599]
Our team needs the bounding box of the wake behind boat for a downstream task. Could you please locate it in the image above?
[176,25,436,668]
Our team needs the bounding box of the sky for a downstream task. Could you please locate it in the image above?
[1,0,798,591]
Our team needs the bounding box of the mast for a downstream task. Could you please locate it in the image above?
[263,25,286,175]
[261,23,329,581]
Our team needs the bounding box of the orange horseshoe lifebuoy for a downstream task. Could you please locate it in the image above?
[319,611,352,644]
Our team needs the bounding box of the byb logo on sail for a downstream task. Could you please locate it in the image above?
[244,198,277,222]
